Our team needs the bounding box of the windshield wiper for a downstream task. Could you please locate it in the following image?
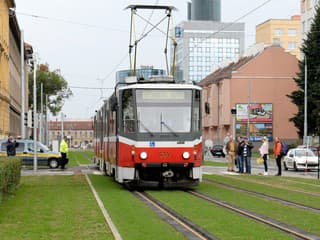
[138,120,154,136]
[161,121,178,137]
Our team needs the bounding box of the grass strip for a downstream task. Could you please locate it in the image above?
[232,174,320,193]
[147,190,294,240]
[89,175,186,240]
[203,161,227,167]
[68,151,91,166]
[0,175,111,240]
[204,174,320,208]
[209,175,320,198]
[197,181,320,235]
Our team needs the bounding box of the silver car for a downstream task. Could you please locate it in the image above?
[283,148,319,171]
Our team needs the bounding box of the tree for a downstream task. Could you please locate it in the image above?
[28,63,73,116]
[289,6,320,138]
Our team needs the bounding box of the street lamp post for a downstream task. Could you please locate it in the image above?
[33,53,38,171]
[304,55,308,145]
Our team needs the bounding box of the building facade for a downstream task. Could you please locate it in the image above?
[0,0,30,138]
[301,0,319,39]
[199,45,299,144]
[174,21,245,82]
[49,120,93,148]
[256,16,301,58]
[0,0,13,138]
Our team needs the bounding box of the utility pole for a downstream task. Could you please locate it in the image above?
[20,30,25,138]
[304,55,308,145]
[40,83,43,143]
[61,112,64,139]
[33,53,38,171]
[45,94,49,145]
[247,79,251,140]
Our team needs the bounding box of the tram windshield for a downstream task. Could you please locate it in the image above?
[136,89,194,133]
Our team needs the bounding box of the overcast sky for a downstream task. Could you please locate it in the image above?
[14,0,300,120]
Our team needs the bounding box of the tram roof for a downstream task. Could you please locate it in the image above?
[118,83,202,91]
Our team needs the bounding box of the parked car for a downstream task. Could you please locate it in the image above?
[297,145,319,156]
[283,148,319,171]
[0,139,62,168]
[210,145,226,158]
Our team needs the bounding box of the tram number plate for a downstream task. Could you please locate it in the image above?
[159,152,170,158]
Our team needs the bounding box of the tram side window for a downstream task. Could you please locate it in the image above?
[192,90,201,132]
[121,89,135,133]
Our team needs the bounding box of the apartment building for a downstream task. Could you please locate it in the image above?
[256,15,301,58]
[199,45,299,144]
[301,0,319,39]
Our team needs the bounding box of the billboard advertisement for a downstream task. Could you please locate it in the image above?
[236,103,272,122]
[236,123,273,142]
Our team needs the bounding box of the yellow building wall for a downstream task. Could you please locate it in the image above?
[256,19,301,59]
[0,0,10,138]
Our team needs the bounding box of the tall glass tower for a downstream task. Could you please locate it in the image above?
[175,0,244,82]
[190,0,221,21]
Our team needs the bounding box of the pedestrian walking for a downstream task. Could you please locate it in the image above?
[226,136,237,172]
[239,136,253,174]
[273,137,282,176]
[6,135,19,156]
[259,136,269,175]
[60,136,69,169]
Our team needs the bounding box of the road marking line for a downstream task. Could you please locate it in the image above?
[85,175,122,240]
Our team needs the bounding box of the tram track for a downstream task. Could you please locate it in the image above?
[186,189,320,240]
[132,191,218,240]
[204,179,320,213]
[218,175,320,197]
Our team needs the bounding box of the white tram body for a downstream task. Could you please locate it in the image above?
[93,76,202,188]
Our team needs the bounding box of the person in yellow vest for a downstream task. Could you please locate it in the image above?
[60,136,69,169]
[226,135,237,172]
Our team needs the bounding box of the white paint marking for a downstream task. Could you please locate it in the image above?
[85,175,122,240]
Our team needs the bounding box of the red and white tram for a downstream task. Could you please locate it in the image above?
[93,5,202,187]
[93,75,202,187]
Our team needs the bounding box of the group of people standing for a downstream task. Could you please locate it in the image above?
[224,134,283,176]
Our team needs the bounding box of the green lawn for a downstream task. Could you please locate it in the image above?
[89,175,186,240]
[203,161,227,167]
[68,151,92,166]
[0,175,112,240]
[201,175,320,235]
[204,174,320,207]
[147,190,294,240]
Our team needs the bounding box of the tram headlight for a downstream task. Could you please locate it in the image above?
[182,151,190,160]
[140,152,148,160]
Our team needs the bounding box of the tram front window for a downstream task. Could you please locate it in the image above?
[136,89,192,133]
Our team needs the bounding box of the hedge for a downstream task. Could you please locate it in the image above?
[0,157,21,203]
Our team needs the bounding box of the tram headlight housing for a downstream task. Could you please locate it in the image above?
[182,151,190,160]
[140,152,148,160]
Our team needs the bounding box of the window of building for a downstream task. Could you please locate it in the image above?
[273,38,283,46]
[288,42,297,50]
[307,0,311,9]
[302,21,306,33]
[274,29,283,36]
[301,0,306,13]
[288,28,297,36]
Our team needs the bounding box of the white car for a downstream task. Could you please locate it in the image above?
[283,148,319,171]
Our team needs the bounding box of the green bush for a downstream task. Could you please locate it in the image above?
[0,157,21,202]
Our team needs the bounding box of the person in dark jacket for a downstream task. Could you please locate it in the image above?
[238,136,253,174]
[6,136,19,156]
